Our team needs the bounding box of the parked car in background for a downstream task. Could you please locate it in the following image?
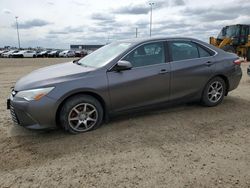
[59,50,75,57]
[37,50,51,57]
[75,50,87,57]
[86,50,94,54]
[48,50,61,57]
[7,37,242,134]
[247,65,250,76]
[12,50,37,58]
[1,50,19,58]
[0,50,9,56]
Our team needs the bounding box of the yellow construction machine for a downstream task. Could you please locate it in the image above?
[210,24,250,60]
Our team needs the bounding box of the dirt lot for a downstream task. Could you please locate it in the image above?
[0,58,249,188]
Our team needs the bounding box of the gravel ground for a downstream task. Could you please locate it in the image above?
[0,58,249,188]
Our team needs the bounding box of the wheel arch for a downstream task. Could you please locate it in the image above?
[208,74,230,96]
[55,91,107,127]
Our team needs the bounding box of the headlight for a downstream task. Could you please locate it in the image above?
[15,87,54,101]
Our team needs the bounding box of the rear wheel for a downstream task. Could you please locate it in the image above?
[222,45,236,53]
[201,77,226,107]
[59,95,103,134]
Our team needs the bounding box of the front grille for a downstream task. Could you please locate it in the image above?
[10,105,20,125]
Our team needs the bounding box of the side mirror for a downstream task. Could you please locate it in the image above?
[115,60,132,71]
[73,58,81,63]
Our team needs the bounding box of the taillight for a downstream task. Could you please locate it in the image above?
[234,59,242,65]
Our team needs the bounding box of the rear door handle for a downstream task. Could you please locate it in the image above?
[159,69,168,74]
[205,61,214,66]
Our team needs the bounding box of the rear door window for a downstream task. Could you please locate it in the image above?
[197,46,211,57]
[169,41,199,61]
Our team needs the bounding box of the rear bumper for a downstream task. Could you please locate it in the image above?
[228,66,242,92]
[8,95,58,130]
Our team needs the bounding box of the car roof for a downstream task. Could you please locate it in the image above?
[118,37,202,44]
[116,37,222,54]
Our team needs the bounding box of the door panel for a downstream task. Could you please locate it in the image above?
[170,57,214,100]
[107,64,170,112]
[168,40,214,100]
[107,41,170,112]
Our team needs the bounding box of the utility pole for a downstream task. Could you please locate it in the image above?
[135,27,138,38]
[15,16,21,49]
[149,2,154,37]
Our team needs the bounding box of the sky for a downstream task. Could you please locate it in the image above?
[0,0,250,49]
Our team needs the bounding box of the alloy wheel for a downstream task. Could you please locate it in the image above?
[207,81,223,103]
[68,103,98,132]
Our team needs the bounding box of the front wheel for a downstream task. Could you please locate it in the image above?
[59,95,103,134]
[201,77,226,107]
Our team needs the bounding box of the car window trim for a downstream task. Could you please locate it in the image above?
[108,39,170,72]
[194,42,216,57]
[167,39,218,62]
[197,45,211,58]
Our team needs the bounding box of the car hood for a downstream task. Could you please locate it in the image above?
[15,62,95,91]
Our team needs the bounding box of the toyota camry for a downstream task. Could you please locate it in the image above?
[7,37,242,133]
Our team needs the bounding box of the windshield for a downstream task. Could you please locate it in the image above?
[78,42,132,68]
[217,25,240,39]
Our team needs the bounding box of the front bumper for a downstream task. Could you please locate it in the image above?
[7,95,58,130]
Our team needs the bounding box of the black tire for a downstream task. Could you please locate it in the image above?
[201,77,226,107]
[222,45,236,53]
[59,94,103,134]
[247,48,250,61]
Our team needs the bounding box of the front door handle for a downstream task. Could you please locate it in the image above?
[205,61,214,66]
[159,69,168,74]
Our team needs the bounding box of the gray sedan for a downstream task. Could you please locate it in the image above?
[7,37,242,133]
